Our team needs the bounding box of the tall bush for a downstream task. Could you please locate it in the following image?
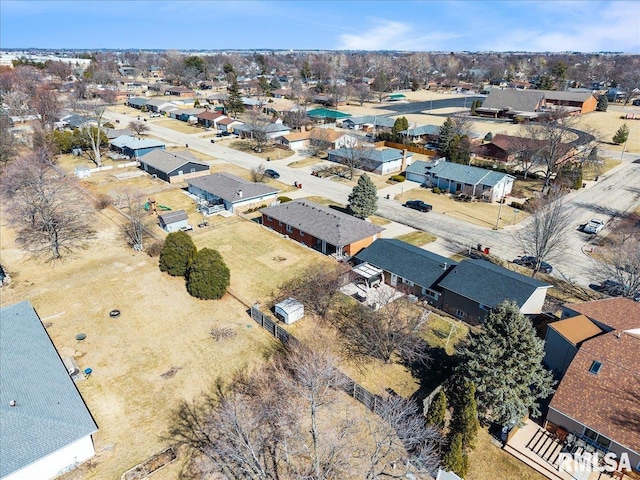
[159,231,197,277]
[186,248,230,300]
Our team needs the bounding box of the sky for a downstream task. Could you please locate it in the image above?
[1,0,639,53]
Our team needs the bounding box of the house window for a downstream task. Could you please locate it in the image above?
[402,278,414,287]
[278,221,282,226]
[455,309,464,319]
[589,361,602,374]
[178,170,183,175]
[286,224,293,233]
[190,168,196,173]
[300,231,304,237]
[266,215,272,222]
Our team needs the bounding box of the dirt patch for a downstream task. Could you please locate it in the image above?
[121,446,177,480]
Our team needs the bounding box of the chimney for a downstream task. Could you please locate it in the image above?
[237,189,243,198]
[443,262,448,270]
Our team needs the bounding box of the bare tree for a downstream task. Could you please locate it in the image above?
[245,104,270,153]
[251,164,267,183]
[1,152,95,260]
[277,263,350,319]
[78,101,108,166]
[33,86,62,132]
[351,82,372,105]
[306,128,333,157]
[4,90,31,121]
[332,295,431,365]
[514,189,573,277]
[593,231,640,300]
[337,136,367,180]
[127,120,149,137]
[117,190,149,251]
[0,112,19,169]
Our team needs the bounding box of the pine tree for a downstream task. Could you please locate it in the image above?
[596,95,608,112]
[437,117,455,157]
[456,301,554,428]
[425,389,447,428]
[348,174,378,219]
[450,383,480,449]
[612,124,629,145]
[186,248,230,300]
[224,75,245,118]
[392,116,409,135]
[442,433,468,478]
[159,231,197,277]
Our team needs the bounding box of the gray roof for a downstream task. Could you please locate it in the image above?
[479,89,545,112]
[355,239,456,288]
[234,123,291,134]
[173,108,206,116]
[406,160,513,187]
[110,135,165,150]
[260,200,384,247]
[187,173,279,203]
[544,90,595,102]
[343,116,397,128]
[329,147,412,164]
[401,124,440,136]
[146,98,176,107]
[139,149,207,174]
[127,97,149,107]
[104,128,134,140]
[438,260,550,308]
[0,301,98,477]
[61,114,93,128]
[159,209,188,224]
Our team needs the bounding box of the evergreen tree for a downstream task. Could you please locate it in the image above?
[484,131,493,142]
[186,248,230,300]
[596,95,608,112]
[437,117,455,157]
[450,383,480,450]
[348,174,378,219]
[392,116,409,135]
[449,134,471,164]
[425,389,447,428]
[224,75,245,118]
[442,434,468,478]
[456,301,554,427]
[270,76,281,91]
[612,124,629,145]
[159,231,197,277]
[258,76,271,96]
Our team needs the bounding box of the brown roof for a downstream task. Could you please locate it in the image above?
[309,128,344,143]
[282,131,310,142]
[217,117,239,125]
[196,110,224,120]
[548,315,604,346]
[549,331,640,454]
[563,297,640,331]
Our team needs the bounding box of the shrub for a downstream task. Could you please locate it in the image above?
[277,196,292,203]
[390,174,406,182]
[159,231,197,277]
[186,248,230,300]
[94,194,112,210]
[146,240,164,257]
[433,187,442,194]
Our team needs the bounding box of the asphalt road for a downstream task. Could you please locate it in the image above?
[106,110,640,288]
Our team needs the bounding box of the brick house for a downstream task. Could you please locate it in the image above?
[260,200,384,257]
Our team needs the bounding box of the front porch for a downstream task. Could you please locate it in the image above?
[504,420,631,480]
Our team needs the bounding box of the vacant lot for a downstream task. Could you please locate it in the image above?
[0,212,279,480]
[396,190,530,228]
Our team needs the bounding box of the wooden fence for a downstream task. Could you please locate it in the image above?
[384,141,438,157]
[249,304,382,413]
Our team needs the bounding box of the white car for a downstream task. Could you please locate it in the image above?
[584,219,605,234]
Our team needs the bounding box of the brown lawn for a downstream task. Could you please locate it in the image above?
[154,118,204,134]
[396,190,530,229]
[228,140,295,161]
[394,231,437,247]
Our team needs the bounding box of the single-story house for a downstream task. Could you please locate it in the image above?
[126,97,149,109]
[158,210,189,232]
[216,117,243,133]
[260,200,384,258]
[1,301,98,480]
[341,116,396,131]
[544,297,640,473]
[354,239,457,305]
[145,98,177,113]
[405,159,515,201]
[169,108,206,122]
[279,128,359,152]
[110,135,165,158]
[474,133,575,165]
[327,147,413,175]
[165,86,196,97]
[57,114,94,130]
[543,90,597,114]
[400,124,440,143]
[103,128,134,140]
[437,259,552,324]
[187,173,279,214]
[234,122,291,140]
[195,110,226,128]
[138,149,210,183]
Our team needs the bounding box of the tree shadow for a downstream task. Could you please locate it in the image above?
[401,342,461,403]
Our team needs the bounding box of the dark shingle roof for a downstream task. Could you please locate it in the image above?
[0,301,98,477]
[355,239,456,288]
[110,135,165,150]
[479,89,545,112]
[139,149,207,174]
[159,209,188,224]
[187,173,279,203]
[261,200,384,247]
[127,97,149,107]
[329,147,411,164]
[438,259,551,308]
[406,160,513,187]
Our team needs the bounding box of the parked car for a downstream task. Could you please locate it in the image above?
[583,218,605,234]
[513,256,553,274]
[179,225,193,232]
[404,200,433,212]
[264,169,280,179]
[149,112,161,118]
[589,279,628,297]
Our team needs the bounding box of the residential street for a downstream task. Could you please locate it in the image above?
[105,110,640,288]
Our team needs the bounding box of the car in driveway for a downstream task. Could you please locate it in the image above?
[513,256,553,274]
[404,200,432,212]
[264,169,280,179]
[589,279,628,297]
[583,218,605,234]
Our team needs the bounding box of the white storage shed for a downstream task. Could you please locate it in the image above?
[274,298,304,325]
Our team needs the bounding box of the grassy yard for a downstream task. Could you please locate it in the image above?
[396,190,530,228]
[228,140,295,161]
[287,157,324,168]
[583,156,622,180]
[154,118,204,134]
[394,231,437,246]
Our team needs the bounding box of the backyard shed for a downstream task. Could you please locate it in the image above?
[158,210,189,232]
[274,298,304,325]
